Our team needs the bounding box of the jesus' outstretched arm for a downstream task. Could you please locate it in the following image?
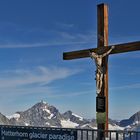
[101,46,115,57]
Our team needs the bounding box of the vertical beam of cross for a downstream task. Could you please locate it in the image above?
[97,3,109,131]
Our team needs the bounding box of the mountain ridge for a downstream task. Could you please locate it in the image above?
[0,101,140,131]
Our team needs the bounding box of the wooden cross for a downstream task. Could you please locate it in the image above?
[63,3,140,135]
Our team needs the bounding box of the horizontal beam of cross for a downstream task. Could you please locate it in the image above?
[63,41,140,60]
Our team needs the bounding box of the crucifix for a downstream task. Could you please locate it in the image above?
[63,3,140,138]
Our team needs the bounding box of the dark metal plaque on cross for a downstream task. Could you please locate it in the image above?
[63,3,140,135]
[96,96,106,112]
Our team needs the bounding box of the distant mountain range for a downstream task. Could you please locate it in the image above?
[0,101,140,131]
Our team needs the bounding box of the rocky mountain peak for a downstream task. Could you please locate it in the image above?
[130,111,140,123]
[0,113,10,125]
[119,111,140,127]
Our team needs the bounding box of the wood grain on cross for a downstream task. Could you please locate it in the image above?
[63,3,140,133]
[63,41,140,60]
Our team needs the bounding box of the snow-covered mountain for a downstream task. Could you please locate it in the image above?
[119,111,140,129]
[9,101,63,127]
[8,101,89,128]
[0,112,10,125]
[0,101,139,131]
[4,101,125,130]
[62,110,90,128]
[4,101,110,129]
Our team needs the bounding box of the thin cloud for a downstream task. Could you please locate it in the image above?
[55,30,96,43]
[0,66,81,90]
[127,70,140,75]
[129,53,140,59]
[0,40,94,48]
[0,66,85,107]
[110,83,140,91]
[0,21,96,48]
[44,90,95,98]
[55,22,75,29]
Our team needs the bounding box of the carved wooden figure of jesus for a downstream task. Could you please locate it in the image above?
[90,46,114,94]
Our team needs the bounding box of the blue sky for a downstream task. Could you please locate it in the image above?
[0,0,140,120]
